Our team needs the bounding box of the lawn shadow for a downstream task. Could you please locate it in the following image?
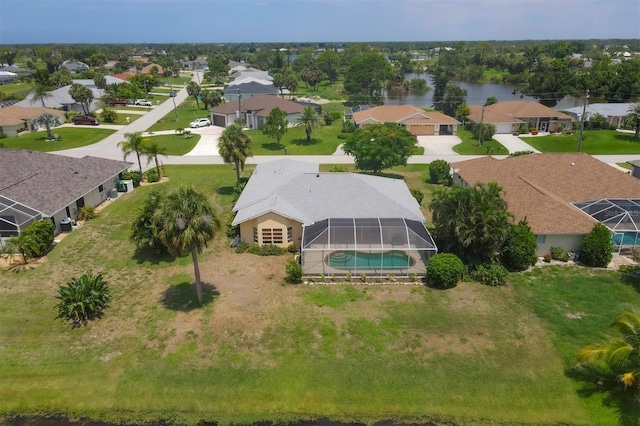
[132,246,176,265]
[359,170,405,180]
[261,142,285,151]
[618,264,640,293]
[217,186,235,196]
[291,137,319,147]
[161,281,219,311]
[614,133,640,143]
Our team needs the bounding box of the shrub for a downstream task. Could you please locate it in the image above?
[122,171,141,187]
[101,108,118,123]
[342,120,356,133]
[428,159,451,185]
[54,271,111,327]
[65,110,79,122]
[427,253,464,289]
[470,263,508,286]
[144,168,159,183]
[345,272,352,282]
[543,253,552,263]
[285,258,302,284]
[337,133,349,139]
[0,132,7,139]
[501,220,537,272]
[579,222,613,267]
[329,165,347,172]
[234,241,249,254]
[550,247,565,260]
[360,273,367,282]
[329,111,342,122]
[226,223,239,239]
[410,188,424,205]
[508,150,534,158]
[21,220,55,257]
[557,125,564,133]
[286,243,298,253]
[77,206,96,221]
[247,244,285,256]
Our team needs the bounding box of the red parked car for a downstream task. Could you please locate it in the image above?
[72,115,99,125]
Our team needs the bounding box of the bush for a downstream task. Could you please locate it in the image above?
[286,243,298,253]
[342,120,356,133]
[470,263,508,286]
[234,241,249,254]
[428,159,451,185]
[101,108,118,123]
[550,247,565,260]
[285,258,302,284]
[77,206,96,221]
[579,222,613,267]
[144,168,159,183]
[427,253,465,289]
[21,220,55,257]
[122,171,141,187]
[543,253,552,263]
[65,110,79,122]
[0,131,7,139]
[54,271,111,327]
[329,165,347,172]
[247,244,285,256]
[410,188,424,205]
[337,133,349,139]
[501,220,537,271]
[508,150,534,158]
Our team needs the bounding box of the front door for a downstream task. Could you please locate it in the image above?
[539,122,549,132]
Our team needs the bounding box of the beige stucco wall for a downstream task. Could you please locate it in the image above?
[534,234,584,256]
[238,212,303,248]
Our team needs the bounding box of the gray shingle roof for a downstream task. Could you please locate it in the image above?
[223,81,278,95]
[232,160,425,226]
[0,149,132,216]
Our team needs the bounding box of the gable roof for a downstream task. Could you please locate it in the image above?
[451,153,640,234]
[0,105,65,126]
[353,104,459,125]
[0,150,132,216]
[223,81,278,95]
[563,103,635,119]
[17,85,104,109]
[228,77,275,87]
[232,159,425,226]
[229,69,273,81]
[468,101,573,124]
[211,95,304,117]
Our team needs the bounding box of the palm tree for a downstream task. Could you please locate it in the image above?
[142,140,168,179]
[157,187,218,304]
[118,131,148,178]
[35,113,61,141]
[2,233,39,265]
[627,102,640,140]
[218,120,253,184]
[31,83,52,109]
[294,106,322,143]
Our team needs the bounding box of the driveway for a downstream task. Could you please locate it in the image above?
[417,135,460,155]
[493,134,540,153]
[184,125,223,156]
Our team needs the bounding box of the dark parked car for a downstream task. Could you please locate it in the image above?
[72,115,99,125]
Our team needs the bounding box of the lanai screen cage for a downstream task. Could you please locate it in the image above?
[0,195,42,238]
[301,218,437,277]
[573,199,640,254]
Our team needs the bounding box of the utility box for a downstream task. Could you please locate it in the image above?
[108,188,118,198]
[60,218,72,232]
[117,179,134,193]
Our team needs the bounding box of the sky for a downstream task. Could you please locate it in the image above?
[0,0,639,44]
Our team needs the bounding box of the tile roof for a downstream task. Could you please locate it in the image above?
[0,105,65,126]
[353,104,459,125]
[232,160,425,226]
[210,95,304,117]
[451,153,640,234]
[468,101,573,124]
[0,149,132,216]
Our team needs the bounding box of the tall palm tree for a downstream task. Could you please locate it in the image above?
[118,131,148,178]
[35,113,61,141]
[142,140,168,178]
[2,233,38,265]
[218,120,253,184]
[627,102,640,140]
[293,105,322,143]
[157,187,218,304]
[31,83,52,109]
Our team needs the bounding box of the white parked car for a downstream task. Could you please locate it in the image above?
[134,99,153,106]
[190,118,211,128]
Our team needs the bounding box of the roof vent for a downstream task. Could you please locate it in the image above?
[571,162,575,166]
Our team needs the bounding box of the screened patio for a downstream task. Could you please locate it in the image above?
[573,198,640,254]
[0,195,42,238]
[301,218,437,277]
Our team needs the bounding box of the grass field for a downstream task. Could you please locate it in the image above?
[453,127,509,155]
[146,133,201,156]
[147,99,210,132]
[0,128,116,151]
[0,164,629,425]
[247,120,344,155]
[523,130,640,154]
[0,81,33,98]
[295,77,347,101]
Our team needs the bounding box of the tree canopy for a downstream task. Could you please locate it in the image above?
[218,120,253,184]
[344,51,393,96]
[262,107,288,149]
[342,122,416,174]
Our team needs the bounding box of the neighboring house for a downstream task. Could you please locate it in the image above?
[451,153,640,255]
[72,76,126,88]
[467,101,574,134]
[0,105,65,136]
[103,60,118,71]
[627,159,640,179]
[112,72,135,81]
[180,58,208,70]
[232,159,437,276]
[0,149,132,235]
[227,76,274,88]
[61,61,89,72]
[223,81,279,102]
[17,84,103,113]
[139,63,164,75]
[228,60,254,74]
[353,104,460,135]
[0,71,17,84]
[562,103,634,128]
[229,69,273,82]
[210,95,305,129]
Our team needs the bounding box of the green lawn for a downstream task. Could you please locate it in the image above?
[147,99,210,132]
[617,162,632,170]
[103,113,141,125]
[295,77,346,101]
[453,127,509,155]
[1,128,116,152]
[523,130,640,154]
[146,133,200,156]
[0,164,629,425]
[0,81,33,98]
[247,120,344,155]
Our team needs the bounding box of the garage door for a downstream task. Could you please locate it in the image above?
[495,123,513,134]
[212,114,226,127]
[411,125,434,135]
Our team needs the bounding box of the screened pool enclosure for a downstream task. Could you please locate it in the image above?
[301,218,437,277]
[573,199,640,254]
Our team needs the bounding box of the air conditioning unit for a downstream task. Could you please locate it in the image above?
[108,188,118,199]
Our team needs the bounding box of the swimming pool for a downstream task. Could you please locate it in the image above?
[327,250,415,270]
